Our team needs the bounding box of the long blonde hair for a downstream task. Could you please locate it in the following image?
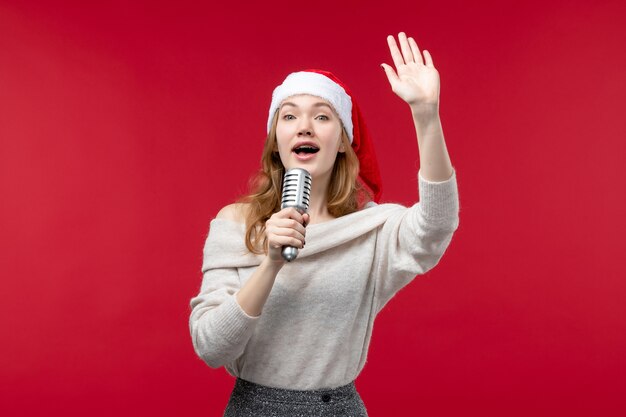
[239,111,370,254]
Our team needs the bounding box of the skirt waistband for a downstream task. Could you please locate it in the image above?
[231,378,358,404]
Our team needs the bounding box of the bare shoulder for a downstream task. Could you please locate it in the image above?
[216,203,249,223]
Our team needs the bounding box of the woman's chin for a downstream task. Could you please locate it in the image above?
[284,156,315,173]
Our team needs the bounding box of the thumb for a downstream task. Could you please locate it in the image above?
[380,63,400,87]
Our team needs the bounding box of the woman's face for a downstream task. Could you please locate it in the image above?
[275,94,345,185]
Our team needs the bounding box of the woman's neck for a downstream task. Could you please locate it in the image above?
[306,177,334,224]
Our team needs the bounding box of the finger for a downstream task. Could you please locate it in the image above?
[271,218,306,235]
[275,226,305,242]
[302,213,310,227]
[398,32,415,63]
[266,217,305,233]
[269,234,304,249]
[386,35,405,68]
[381,63,400,88]
[276,207,305,223]
[268,228,305,248]
[267,223,305,243]
[267,217,304,231]
[408,37,424,65]
[423,49,435,68]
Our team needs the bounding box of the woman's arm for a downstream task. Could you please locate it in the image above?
[217,204,309,317]
[235,257,283,317]
[189,204,308,367]
[372,33,459,312]
[381,32,454,182]
[372,172,459,313]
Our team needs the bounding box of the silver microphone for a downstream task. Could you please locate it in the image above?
[280,168,312,262]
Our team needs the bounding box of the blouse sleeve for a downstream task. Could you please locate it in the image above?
[188,229,260,368]
[373,169,460,313]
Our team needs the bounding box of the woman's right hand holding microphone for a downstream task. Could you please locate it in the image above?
[235,207,308,317]
[265,207,309,263]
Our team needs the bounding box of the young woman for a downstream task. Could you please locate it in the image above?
[189,32,459,417]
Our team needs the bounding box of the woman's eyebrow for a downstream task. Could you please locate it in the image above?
[281,102,333,110]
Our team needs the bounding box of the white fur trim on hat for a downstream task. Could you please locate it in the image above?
[267,71,353,143]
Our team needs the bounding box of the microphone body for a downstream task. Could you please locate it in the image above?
[280,168,312,262]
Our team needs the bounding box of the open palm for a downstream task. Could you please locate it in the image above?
[382,33,440,110]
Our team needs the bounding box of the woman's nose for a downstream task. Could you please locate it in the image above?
[297,118,313,136]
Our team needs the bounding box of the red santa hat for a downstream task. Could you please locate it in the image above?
[267,69,383,202]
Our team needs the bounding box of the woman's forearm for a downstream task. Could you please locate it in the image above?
[412,108,454,182]
[236,256,284,317]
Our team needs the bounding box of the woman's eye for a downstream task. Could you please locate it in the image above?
[283,114,295,120]
[317,115,329,121]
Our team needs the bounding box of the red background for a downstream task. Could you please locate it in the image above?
[1,1,625,416]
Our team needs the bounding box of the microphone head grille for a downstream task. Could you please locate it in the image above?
[281,168,312,211]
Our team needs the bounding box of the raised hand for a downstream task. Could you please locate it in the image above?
[381,32,440,113]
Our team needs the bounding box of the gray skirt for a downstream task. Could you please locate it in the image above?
[223,378,369,417]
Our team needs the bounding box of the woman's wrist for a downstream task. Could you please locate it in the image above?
[263,254,286,272]
[236,254,284,317]
[411,104,439,126]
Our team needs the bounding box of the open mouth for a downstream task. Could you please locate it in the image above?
[292,145,320,155]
